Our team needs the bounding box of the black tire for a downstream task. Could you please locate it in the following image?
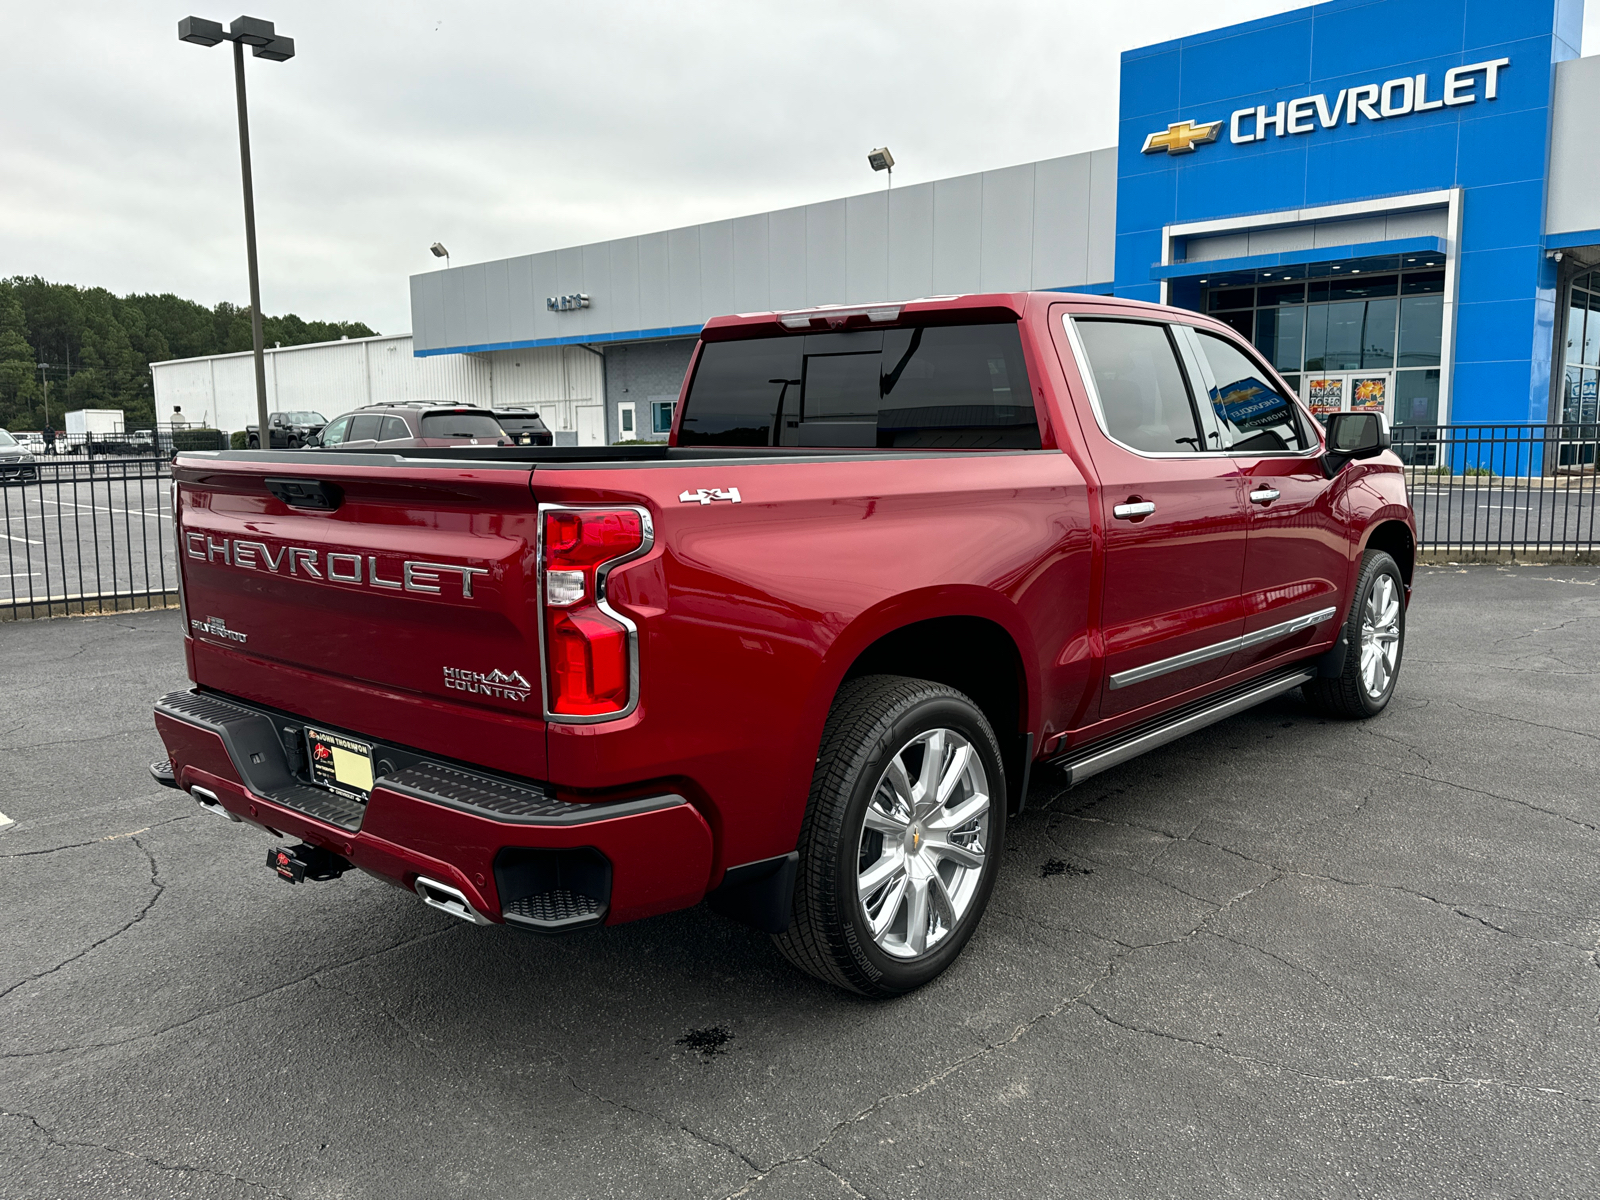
[247,436,260,450]
[1303,549,1406,719]
[774,674,1007,997]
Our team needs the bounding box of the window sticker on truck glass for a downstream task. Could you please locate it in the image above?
[306,728,375,801]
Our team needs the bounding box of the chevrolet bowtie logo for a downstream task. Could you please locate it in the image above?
[1141,119,1223,155]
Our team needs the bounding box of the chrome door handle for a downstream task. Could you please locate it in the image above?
[1112,501,1156,520]
[1249,488,1281,505]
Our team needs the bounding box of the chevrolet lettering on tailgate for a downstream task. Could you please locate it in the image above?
[184,534,488,598]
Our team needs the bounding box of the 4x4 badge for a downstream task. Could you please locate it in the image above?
[678,487,742,505]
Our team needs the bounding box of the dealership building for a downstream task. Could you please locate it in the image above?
[156,0,1600,449]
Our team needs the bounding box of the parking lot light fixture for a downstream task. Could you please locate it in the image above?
[868,146,894,190]
[178,14,296,449]
[430,242,451,268]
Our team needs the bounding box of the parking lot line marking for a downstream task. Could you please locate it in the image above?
[2,532,44,545]
[37,499,167,521]
[0,812,12,833]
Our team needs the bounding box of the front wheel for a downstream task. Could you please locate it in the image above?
[774,675,1006,997]
[1303,549,1406,719]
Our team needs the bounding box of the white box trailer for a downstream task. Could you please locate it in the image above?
[64,409,125,437]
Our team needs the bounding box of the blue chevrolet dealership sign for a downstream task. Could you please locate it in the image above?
[1115,0,1584,423]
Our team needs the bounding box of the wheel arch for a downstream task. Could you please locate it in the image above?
[816,587,1040,814]
[1361,516,1416,590]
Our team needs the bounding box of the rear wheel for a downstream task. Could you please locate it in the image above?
[247,436,260,449]
[1303,549,1405,719]
[774,675,1006,997]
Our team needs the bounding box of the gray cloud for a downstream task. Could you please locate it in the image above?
[4,1,1594,335]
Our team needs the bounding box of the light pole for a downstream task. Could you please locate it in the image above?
[869,146,894,191]
[179,15,295,448]
[430,242,451,269]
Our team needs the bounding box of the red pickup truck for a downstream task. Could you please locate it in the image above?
[151,292,1414,996]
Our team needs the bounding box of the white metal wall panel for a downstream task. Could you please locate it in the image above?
[933,173,983,295]
[846,191,889,302]
[1547,55,1600,236]
[806,198,848,307]
[527,250,560,343]
[768,206,807,311]
[153,360,217,426]
[888,182,936,301]
[981,163,1035,293]
[607,238,643,334]
[506,255,537,345]
[667,226,703,329]
[732,213,770,312]
[699,220,735,321]
[272,341,366,413]
[1087,147,1119,285]
[637,232,672,330]
[482,258,512,348]
[1032,152,1094,287]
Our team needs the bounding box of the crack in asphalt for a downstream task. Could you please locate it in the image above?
[1,928,457,1060]
[1435,699,1600,746]
[1074,1002,1600,1105]
[0,835,163,1003]
[2,1110,293,1197]
[0,814,192,859]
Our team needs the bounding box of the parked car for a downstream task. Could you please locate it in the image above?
[13,431,46,454]
[308,403,511,450]
[246,411,327,450]
[0,428,39,484]
[152,291,1415,997]
[493,408,554,447]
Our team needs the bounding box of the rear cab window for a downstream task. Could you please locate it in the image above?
[678,322,1040,449]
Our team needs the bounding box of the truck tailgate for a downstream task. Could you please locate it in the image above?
[174,456,547,780]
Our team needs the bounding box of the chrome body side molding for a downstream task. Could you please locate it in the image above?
[1109,605,1338,690]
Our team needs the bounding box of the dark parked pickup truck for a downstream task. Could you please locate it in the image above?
[151,292,1414,996]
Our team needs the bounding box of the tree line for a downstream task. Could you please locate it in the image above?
[0,276,376,432]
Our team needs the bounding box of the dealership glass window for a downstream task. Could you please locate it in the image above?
[1561,273,1600,426]
[1204,264,1444,400]
[652,401,675,434]
[1073,319,1204,454]
[1395,369,1441,426]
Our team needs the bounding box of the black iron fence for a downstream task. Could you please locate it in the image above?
[3,422,1597,622]
[1393,423,1599,557]
[2,459,177,620]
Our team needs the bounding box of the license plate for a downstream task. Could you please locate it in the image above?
[305,727,375,801]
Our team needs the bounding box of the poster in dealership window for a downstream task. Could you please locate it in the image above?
[1307,377,1344,415]
[1351,376,1388,413]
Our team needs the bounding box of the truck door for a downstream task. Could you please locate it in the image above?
[1178,326,1348,674]
[1062,315,1251,721]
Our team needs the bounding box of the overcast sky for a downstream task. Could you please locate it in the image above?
[5,1,1597,336]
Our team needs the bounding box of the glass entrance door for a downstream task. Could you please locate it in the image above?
[1303,371,1393,423]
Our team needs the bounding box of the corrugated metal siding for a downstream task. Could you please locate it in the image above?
[150,334,495,434]
[408,146,1119,354]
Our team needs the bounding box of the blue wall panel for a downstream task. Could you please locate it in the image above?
[1115,0,1577,422]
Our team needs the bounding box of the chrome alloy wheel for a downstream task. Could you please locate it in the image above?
[856,728,991,960]
[1360,573,1402,700]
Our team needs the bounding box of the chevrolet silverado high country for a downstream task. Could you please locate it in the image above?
[150,292,1414,996]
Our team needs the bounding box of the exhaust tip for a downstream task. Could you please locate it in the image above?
[190,785,241,822]
[413,876,492,926]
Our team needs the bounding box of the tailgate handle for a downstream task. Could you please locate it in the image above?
[265,477,343,511]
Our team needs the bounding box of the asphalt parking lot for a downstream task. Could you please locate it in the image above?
[2,564,1597,1199]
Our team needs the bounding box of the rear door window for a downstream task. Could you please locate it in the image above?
[677,322,1038,449]
[1071,319,1205,454]
[347,415,382,443]
[1190,330,1310,453]
[379,416,410,442]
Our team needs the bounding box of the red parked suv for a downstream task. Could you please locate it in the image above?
[151,292,1414,996]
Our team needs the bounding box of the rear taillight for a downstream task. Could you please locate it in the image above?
[541,507,649,717]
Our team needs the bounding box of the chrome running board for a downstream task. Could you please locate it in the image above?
[1109,606,1337,690]
[1053,667,1317,787]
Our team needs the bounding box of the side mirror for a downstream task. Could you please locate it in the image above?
[304,433,321,447]
[1322,411,1390,476]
